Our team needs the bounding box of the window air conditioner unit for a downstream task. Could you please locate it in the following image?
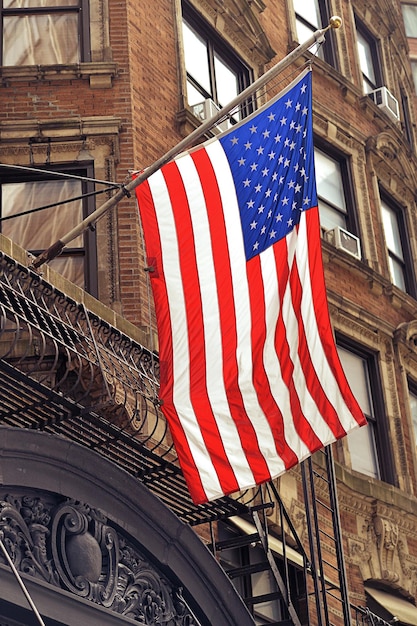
[192,99,230,133]
[369,86,400,122]
[325,226,362,260]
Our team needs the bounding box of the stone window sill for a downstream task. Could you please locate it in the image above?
[0,62,118,88]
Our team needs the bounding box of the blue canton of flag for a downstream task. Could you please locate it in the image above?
[219,70,317,261]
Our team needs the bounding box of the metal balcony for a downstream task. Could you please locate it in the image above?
[0,251,248,525]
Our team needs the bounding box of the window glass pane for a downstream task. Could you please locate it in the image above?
[411,60,417,94]
[3,13,79,65]
[49,255,84,288]
[356,29,376,92]
[182,20,211,96]
[186,80,205,107]
[319,201,346,231]
[388,256,407,291]
[381,202,404,259]
[346,424,380,479]
[315,149,346,211]
[295,18,322,56]
[4,0,79,7]
[337,346,380,479]
[2,180,83,249]
[337,347,372,415]
[293,0,321,28]
[214,53,239,109]
[409,387,417,444]
[402,4,417,38]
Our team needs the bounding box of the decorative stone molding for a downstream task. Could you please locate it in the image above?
[188,0,276,67]
[373,514,400,584]
[0,492,198,624]
[0,63,117,89]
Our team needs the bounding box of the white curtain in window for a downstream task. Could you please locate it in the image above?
[3,0,79,65]
[2,179,85,287]
[2,179,83,249]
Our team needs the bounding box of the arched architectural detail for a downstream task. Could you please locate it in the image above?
[0,427,254,626]
[366,132,417,199]
[186,0,276,67]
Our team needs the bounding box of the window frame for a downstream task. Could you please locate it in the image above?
[407,378,417,451]
[0,162,98,296]
[181,1,253,120]
[336,335,396,486]
[402,3,417,38]
[400,88,414,146]
[293,0,337,67]
[314,142,359,236]
[355,18,383,94]
[0,0,91,67]
[379,191,416,298]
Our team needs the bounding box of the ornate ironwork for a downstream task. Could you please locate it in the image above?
[0,251,249,525]
[0,492,199,624]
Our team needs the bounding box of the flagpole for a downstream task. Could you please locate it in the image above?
[30,16,342,271]
[0,533,47,626]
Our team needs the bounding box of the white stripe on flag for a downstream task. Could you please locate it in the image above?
[148,168,223,499]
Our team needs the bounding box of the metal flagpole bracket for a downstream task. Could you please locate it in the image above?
[29,16,342,272]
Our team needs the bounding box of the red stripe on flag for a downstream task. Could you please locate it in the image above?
[290,212,348,439]
[305,209,366,426]
[191,148,272,484]
[273,237,324,453]
[136,178,208,503]
[246,254,299,469]
[162,161,240,497]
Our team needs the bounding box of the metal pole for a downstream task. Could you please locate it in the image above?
[0,532,47,626]
[31,16,342,270]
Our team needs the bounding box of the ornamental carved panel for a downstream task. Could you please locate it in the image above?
[0,492,198,625]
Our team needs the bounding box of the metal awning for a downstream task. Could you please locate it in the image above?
[0,251,249,525]
[365,586,417,626]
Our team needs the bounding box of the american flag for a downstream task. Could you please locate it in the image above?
[135,69,366,504]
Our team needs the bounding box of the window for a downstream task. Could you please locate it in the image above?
[182,3,252,122]
[0,164,98,295]
[355,20,382,93]
[293,0,336,65]
[337,341,395,484]
[408,381,417,450]
[411,59,417,94]
[1,0,90,66]
[400,89,414,146]
[380,196,415,295]
[402,3,417,38]
[314,147,354,232]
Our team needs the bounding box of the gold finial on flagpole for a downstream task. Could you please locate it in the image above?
[329,15,342,29]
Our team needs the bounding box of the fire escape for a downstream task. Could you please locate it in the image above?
[0,250,389,626]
